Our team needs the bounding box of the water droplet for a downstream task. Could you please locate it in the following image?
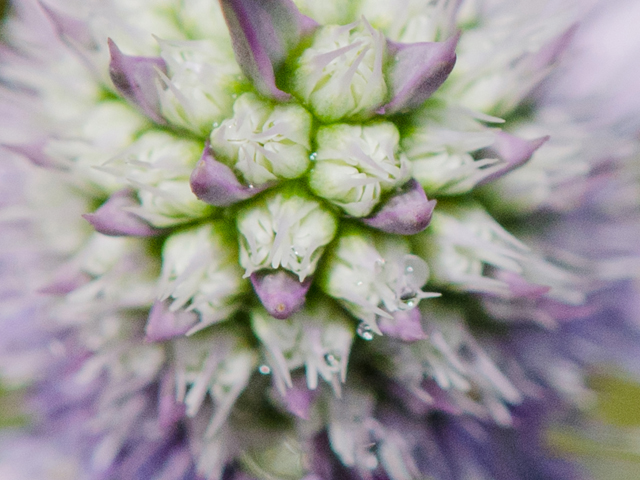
[399,291,416,302]
[324,352,340,371]
[356,280,363,286]
[402,255,429,289]
[357,322,374,341]
[290,245,302,260]
[258,364,271,375]
[309,152,318,161]
[212,122,219,128]
[374,258,386,274]
[248,184,255,189]
[398,290,417,309]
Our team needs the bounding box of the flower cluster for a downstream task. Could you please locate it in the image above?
[1,1,639,479]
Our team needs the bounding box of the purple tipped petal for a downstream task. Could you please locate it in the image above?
[379,33,459,115]
[82,189,163,237]
[378,308,428,342]
[219,0,317,101]
[38,1,96,49]
[282,378,317,419]
[250,269,312,319]
[421,380,464,414]
[530,24,578,72]
[38,265,91,295]
[361,179,436,235]
[108,39,167,124]
[495,271,551,299]
[190,145,267,206]
[145,300,198,342]
[158,370,186,430]
[478,132,549,185]
[3,141,59,169]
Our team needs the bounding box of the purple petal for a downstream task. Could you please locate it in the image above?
[282,377,317,419]
[145,300,198,343]
[38,1,97,49]
[250,269,312,319]
[477,132,549,185]
[378,308,428,342]
[379,33,459,115]
[495,271,551,299]
[158,369,186,430]
[189,145,267,206]
[38,265,91,295]
[82,189,163,237]
[530,24,578,72]
[108,39,167,124]
[2,141,60,169]
[219,0,317,101]
[361,179,436,235]
[421,380,464,415]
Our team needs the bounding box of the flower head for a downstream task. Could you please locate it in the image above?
[1,0,639,479]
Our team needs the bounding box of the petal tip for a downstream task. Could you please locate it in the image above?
[361,179,436,235]
[251,269,311,319]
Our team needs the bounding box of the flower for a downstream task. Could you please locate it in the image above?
[1,1,639,479]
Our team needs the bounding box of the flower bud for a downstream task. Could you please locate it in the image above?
[328,389,381,471]
[309,122,410,217]
[290,18,387,122]
[174,331,257,436]
[101,131,212,227]
[417,204,530,295]
[236,189,337,280]
[320,228,439,334]
[157,38,244,135]
[402,107,500,195]
[44,101,149,194]
[53,234,157,312]
[251,300,354,394]
[158,222,248,333]
[210,93,312,186]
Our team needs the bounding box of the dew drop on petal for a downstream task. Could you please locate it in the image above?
[324,352,340,371]
[309,152,318,161]
[357,322,374,341]
[401,255,429,289]
[290,245,302,260]
[398,290,417,309]
[258,364,271,375]
[374,258,386,275]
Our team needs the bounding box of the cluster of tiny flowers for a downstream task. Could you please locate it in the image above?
[1,0,639,479]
